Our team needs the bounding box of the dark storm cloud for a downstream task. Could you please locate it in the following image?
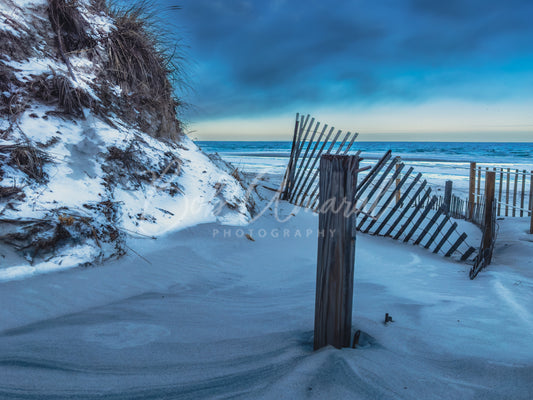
[159,0,533,118]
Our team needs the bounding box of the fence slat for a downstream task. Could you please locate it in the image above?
[288,115,313,192]
[290,124,329,203]
[445,233,467,257]
[414,207,444,246]
[298,129,343,206]
[308,139,362,211]
[433,222,458,254]
[334,131,351,155]
[356,157,400,217]
[339,132,359,156]
[403,195,437,243]
[461,246,477,261]
[357,162,405,230]
[355,151,393,198]
[424,215,450,249]
[290,121,321,197]
[396,164,402,204]
[393,188,432,241]
[281,114,301,199]
[372,173,422,236]
[384,180,428,237]
[363,167,414,234]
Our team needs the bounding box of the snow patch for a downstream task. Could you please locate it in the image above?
[0,244,98,281]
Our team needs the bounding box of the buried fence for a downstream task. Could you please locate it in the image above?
[431,163,533,278]
[281,114,480,265]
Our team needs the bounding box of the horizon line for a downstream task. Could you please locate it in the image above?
[193,138,533,143]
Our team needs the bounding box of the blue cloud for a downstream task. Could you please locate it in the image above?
[156,0,533,119]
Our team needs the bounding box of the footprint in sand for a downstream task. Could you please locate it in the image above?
[83,322,170,349]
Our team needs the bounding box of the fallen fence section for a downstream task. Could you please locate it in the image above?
[351,152,478,263]
[281,113,479,264]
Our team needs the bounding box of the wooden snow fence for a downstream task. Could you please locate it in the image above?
[281,113,359,208]
[468,163,533,233]
[281,114,479,264]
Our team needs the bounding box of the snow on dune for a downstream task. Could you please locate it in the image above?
[1,109,252,280]
[1,0,253,280]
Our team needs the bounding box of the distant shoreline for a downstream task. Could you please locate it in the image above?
[195,140,533,144]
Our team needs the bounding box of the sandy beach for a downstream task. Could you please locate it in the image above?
[1,176,532,399]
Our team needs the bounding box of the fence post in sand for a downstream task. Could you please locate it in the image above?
[443,180,453,215]
[468,162,476,220]
[482,171,496,255]
[530,172,533,234]
[314,154,359,350]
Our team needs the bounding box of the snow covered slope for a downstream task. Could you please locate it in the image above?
[0,0,253,278]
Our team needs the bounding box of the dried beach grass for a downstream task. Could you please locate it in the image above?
[30,72,92,117]
[47,0,95,52]
[105,1,185,139]
[1,144,51,182]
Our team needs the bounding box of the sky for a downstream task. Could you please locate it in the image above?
[156,0,533,141]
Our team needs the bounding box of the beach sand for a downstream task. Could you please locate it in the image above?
[1,177,532,399]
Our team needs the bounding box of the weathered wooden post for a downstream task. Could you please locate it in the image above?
[529,172,533,234]
[468,162,476,220]
[482,171,496,256]
[314,154,359,350]
[442,180,453,214]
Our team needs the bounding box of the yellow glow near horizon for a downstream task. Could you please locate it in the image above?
[188,99,533,142]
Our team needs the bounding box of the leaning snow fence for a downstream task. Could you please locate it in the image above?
[281,113,479,264]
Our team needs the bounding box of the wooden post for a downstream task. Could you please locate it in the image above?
[477,168,481,198]
[498,169,503,216]
[505,168,510,216]
[314,154,359,350]
[529,171,533,234]
[513,169,518,217]
[482,171,496,254]
[443,180,453,214]
[468,162,476,219]
[520,170,526,217]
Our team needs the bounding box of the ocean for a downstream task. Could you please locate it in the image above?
[196,141,533,196]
